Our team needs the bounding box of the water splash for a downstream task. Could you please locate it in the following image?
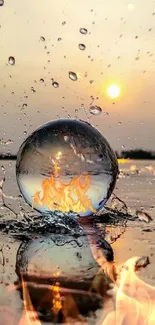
[89,105,102,116]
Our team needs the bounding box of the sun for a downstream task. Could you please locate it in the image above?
[107,84,121,99]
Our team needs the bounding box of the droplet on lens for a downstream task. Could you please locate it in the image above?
[39,78,44,83]
[69,71,78,81]
[89,105,102,115]
[16,119,118,217]
[8,56,15,66]
[79,28,88,35]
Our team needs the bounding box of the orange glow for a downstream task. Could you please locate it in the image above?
[19,274,41,325]
[32,173,96,214]
[50,282,62,314]
[101,257,155,325]
[130,164,137,172]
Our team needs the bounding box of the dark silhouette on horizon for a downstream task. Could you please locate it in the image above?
[0,149,155,160]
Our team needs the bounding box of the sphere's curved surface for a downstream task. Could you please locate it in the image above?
[16,119,118,216]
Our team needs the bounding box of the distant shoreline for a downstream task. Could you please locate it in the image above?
[0,155,17,160]
[0,155,155,161]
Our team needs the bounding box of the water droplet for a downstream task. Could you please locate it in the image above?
[135,57,140,60]
[89,80,94,84]
[5,139,14,145]
[89,105,102,115]
[39,78,44,83]
[57,37,62,41]
[79,28,88,35]
[62,21,66,26]
[148,28,152,32]
[23,131,27,135]
[31,87,36,93]
[52,81,59,88]
[0,0,4,6]
[69,71,78,81]
[135,36,138,39]
[40,36,45,42]
[1,166,5,171]
[78,43,86,50]
[22,103,27,109]
[8,56,15,66]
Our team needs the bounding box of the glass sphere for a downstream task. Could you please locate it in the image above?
[16,119,118,217]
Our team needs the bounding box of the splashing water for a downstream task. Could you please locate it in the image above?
[16,119,118,217]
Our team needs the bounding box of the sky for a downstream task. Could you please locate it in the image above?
[0,0,155,154]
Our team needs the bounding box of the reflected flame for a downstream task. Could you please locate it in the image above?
[32,173,96,214]
[50,282,62,314]
[19,274,41,325]
[130,164,137,172]
[101,257,155,325]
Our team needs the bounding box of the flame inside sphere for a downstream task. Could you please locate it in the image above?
[16,119,118,216]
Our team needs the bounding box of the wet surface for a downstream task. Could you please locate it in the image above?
[0,159,155,323]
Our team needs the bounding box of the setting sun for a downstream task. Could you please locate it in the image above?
[107,84,121,99]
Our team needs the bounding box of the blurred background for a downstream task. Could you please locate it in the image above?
[0,0,155,156]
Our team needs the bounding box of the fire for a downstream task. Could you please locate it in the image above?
[50,282,62,314]
[32,173,96,214]
[101,257,155,325]
[19,273,41,325]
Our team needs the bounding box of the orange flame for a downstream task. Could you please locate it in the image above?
[18,274,41,325]
[100,257,155,325]
[50,282,62,314]
[32,173,96,214]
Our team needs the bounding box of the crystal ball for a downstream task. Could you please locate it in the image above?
[16,119,118,217]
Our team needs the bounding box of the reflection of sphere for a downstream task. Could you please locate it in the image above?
[16,119,118,216]
[16,235,99,280]
[16,235,106,319]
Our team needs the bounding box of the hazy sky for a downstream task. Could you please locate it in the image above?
[0,0,155,154]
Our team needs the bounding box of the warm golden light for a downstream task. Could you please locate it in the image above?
[32,173,96,214]
[107,84,121,99]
